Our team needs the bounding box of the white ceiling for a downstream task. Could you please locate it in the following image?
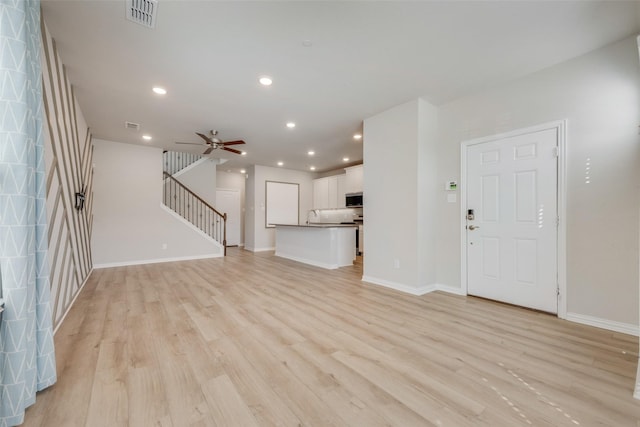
[41,1,640,173]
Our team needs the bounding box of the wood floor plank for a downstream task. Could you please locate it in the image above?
[21,249,640,426]
[291,340,435,426]
[211,337,304,426]
[201,374,260,427]
[85,340,129,427]
[127,366,173,427]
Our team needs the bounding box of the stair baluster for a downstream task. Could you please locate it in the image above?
[162,171,227,255]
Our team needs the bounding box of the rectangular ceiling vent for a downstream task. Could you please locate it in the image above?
[125,121,140,131]
[126,0,158,29]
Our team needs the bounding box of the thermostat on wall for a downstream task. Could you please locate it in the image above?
[445,181,457,191]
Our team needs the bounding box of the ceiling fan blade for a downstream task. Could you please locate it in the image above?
[220,140,245,146]
[196,132,216,145]
[222,147,242,155]
[203,147,213,155]
[175,142,206,146]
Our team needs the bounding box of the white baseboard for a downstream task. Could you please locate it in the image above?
[565,312,639,337]
[434,283,466,295]
[634,361,640,400]
[275,252,346,270]
[93,253,222,269]
[361,276,435,296]
[431,285,638,337]
[359,278,467,297]
[54,268,93,335]
[244,246,275,253]
[362,277,639,338]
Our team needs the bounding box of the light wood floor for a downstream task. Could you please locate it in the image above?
[23,249,640,426]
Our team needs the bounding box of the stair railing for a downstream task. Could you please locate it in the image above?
[163,151,203,175]
[163,172,226,255]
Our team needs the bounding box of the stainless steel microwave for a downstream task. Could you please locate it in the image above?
[345,192,363,207]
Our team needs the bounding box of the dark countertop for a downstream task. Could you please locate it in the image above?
[273,223,358,228]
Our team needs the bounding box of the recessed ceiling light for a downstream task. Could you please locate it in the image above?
[308,150,315,156]
[302,40,313,47]
[277,161,284,166]
[310,166,316,171]
[241,151,247,156]
[240,169,246,174]
[343,157,350,162]
[353,133,362,140]
[152,87,167,95]
[142,135,152,141]
[286,122,296,129]
[259,76,273,86]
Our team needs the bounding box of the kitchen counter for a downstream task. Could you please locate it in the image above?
[274,224,356,269]
[275,223,358,228]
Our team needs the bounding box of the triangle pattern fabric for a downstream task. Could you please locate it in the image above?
[0,2,57,425]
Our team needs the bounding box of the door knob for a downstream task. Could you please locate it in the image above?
[468,225,480,230]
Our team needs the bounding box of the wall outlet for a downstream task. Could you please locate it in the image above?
[162,243,167,250]
[393,259,400,269]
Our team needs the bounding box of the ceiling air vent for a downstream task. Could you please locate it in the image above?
[126,0,158,29]
[125,121,140,131]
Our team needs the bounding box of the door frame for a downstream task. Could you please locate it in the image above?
[460,120,568,318]
[216,187,242,247]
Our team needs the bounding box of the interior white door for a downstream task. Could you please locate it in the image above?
[466,128,558,313]
[216,189,241,246]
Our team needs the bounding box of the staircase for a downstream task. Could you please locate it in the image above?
[162,151,227,255]
[163,150,203,175]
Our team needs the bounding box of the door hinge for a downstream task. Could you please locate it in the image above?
[552,146,559,158]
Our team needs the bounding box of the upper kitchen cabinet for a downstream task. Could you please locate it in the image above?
[313,177,329,209]
[344,164,363,194]
[313,174,346,209]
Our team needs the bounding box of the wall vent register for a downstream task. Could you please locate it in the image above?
[124,121,140,130]
[126,0,158,29]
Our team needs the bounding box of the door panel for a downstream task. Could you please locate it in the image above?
[216,189,241,246]
[481,175,500,222]
[481,237,500,279]
[466,128,558,313]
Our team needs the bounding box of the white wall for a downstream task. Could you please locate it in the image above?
[245,165,257,250]
[175,158,217,207]
[363,99,439,293]
[92,139,222,266]
[418,99,439,288]
[435,36,640,326]
[244,165,314,251]
[217,170,247,245]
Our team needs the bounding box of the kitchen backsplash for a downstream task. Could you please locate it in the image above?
[307,208,363,224]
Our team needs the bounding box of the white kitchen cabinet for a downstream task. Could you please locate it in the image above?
[275,224,357,269]
[344,164,363,194]
[327,176,338,208]
[313,177,329,209]
[336,174,346,208]
[313,174,347,209]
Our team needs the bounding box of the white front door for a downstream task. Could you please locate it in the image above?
[216,189,241,246]
[466,128,558,313]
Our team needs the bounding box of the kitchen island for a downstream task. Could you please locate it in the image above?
[274,224,357,269]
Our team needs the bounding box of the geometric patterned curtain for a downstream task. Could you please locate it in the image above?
[0,1,57,425]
